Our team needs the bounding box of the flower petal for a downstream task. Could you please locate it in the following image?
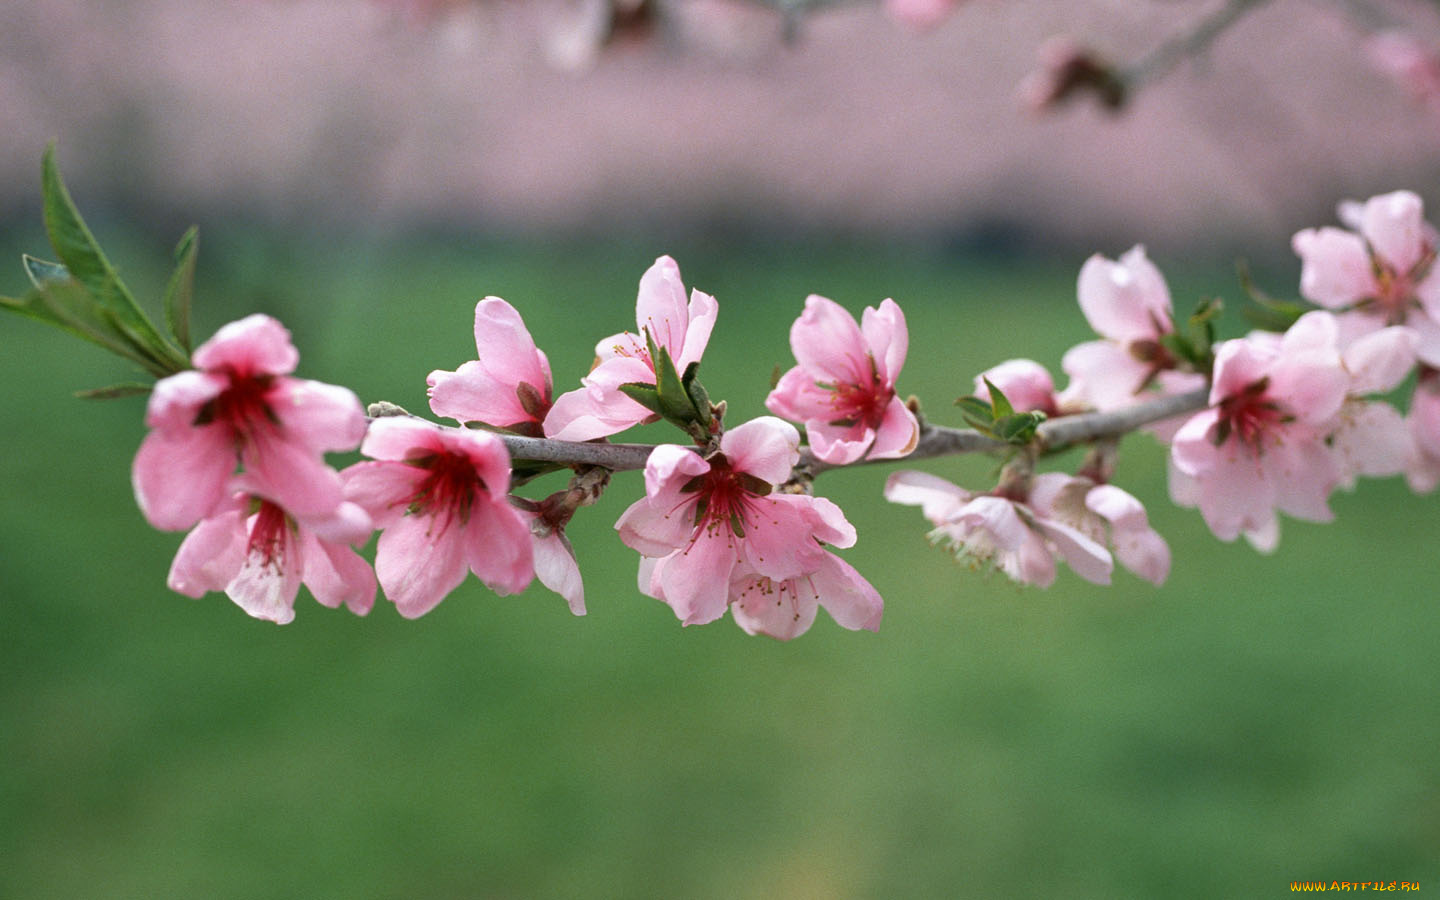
[375,511,469,618]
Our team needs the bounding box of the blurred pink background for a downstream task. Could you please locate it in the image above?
[5,0,1440,249]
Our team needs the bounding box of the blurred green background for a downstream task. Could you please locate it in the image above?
[3,219,1438,899]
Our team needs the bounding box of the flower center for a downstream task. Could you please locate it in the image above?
[195,373,277,438]
[247,499,292,571]
[825,355,889,429]
[682,454,773,541]
[405,451,485,526]
[1214,377,1289,451]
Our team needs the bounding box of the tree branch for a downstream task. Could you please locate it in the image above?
[450,387,1215,477]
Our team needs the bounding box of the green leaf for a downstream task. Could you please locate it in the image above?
[75,382,152,400]
[618,382,664,416]
[162,226,198,351]
[1236,259,1306,333]
[22,255,69,288]
[983,378,1015,419]
[993,411,1045,445]
[1,282,173,376]
[41,144,188,373]
[647,330,699,425]
[681,361,713,430]
[954,395,996,434]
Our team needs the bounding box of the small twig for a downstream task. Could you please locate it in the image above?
[1121,0,1270,91]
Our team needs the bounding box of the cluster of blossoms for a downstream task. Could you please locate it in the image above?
[887,189,1439,581]
[133,257,889,638]
[19,146,1435,638]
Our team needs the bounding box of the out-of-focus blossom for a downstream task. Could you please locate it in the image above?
[884,470,1112,587]
[545,256,717,441]
[1293,190,1440,365]
[1328,327,1416,490]
[885,0,962,31]
[133,314,367,531]
[616,417,862,627]
[1017,36,1126,113]
[1169,312,1349,551]
[973,359,1060,416]
[1059,246,1207,439]
[546,0,657,71]
[766,295,918,465]
[1027,473,1169,585]
[428,297,553,436]
[1365,31,1440,118]
[167,492,375,625]
[342,417,533,617]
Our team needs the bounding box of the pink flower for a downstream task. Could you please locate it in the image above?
[1058,247,1206,434]
[1169,312,1350,550]
[885,0,961,30]
[1293,190,1440,365]
[514,505,586,617]
[544,256,718,441]
[427,297,553,436]
[884,471,1112,587]
[1328,327,1416,490]
[615,417,861,626]
[342,417,533,618]
[1365,32,1440,111]
[973,359,1060,416]
[638,549,882,641]
[765,295,919,465]
[1026,473,1170,585]
[167,493,375,625]
[133,314,368,531]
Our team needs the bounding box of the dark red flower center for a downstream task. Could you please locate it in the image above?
[247,499,292,570]
[405,451,486,526]
[1214,377,1289,451]
[194,372,278,441]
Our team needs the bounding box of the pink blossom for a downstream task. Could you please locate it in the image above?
[765,295,919,465]
[515,506,586,617]
[133,314,368,531]
[1026,473,1170,585]
[544,256,717,441]
[1329,327,1417,490]
[885,0,961,30]
[973,359,1060,415]
[615,417,861,627]
[167,493,375,625]
[427,297,553,436]
[1365,32,1440,111]
[884,471,1112,587]
[342,417,533,618]
[1058,247,1206,433]
[1293,190,1440,365]
[1169,312,1350,550]
[639,549,882,641]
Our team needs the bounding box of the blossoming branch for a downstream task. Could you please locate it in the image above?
[5,148,1435,639]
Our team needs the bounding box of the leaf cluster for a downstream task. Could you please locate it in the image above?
[1,145,197,395]
[955,378,1045,445]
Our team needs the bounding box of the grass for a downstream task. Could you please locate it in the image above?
[1,224,1437,898]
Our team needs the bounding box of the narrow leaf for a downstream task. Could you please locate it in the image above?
[618,382,664,416]
[41,145,188,373]
[163,226,198,351]
[983,378,1015,418]
[75,382,152,400]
